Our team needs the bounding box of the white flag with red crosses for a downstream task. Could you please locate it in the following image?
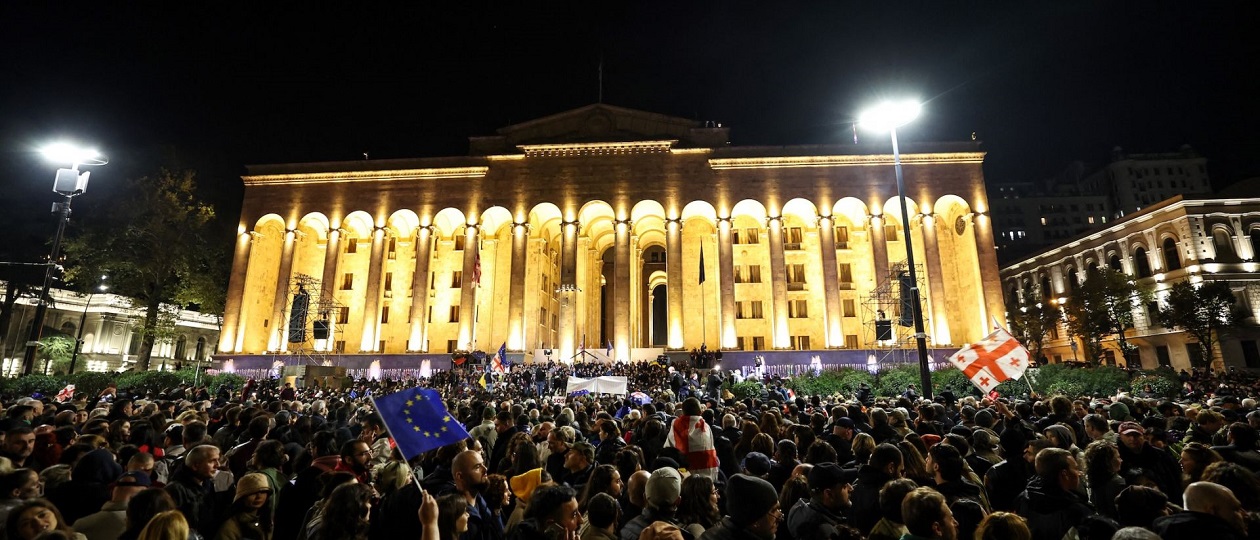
[947,326,1030,394]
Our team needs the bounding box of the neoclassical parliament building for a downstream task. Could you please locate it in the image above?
[217,105,1003,375]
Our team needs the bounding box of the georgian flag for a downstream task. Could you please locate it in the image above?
[947,327,1030,394]
[491,343,509,373]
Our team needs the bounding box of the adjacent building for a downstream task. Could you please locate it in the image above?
[1001,195,1260,370]
[217,104,1005,372]
[0,283,221,375]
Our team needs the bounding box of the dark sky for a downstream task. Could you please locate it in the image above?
[2,2,1258,261]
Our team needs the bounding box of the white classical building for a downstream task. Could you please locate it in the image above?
[1001,195,1260,370]
[0,282,221,375]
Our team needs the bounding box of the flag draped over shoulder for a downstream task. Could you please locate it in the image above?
[664,415,719,480]
[371,388,470,460]
[947,326,1030,394]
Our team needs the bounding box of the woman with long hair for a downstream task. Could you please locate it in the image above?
[108,420,132,451]
[117,488,176,540]
[733,421,762,464]
[509,441,541,479]
[137,510,189,540]
[576,465,622,514]
[897,441,933,487]
[850,433,877,468]
[758,412,781,440]
[1082,440,1125,518]
[750,433,776,458]
[5,499,83,540]
[215,472,274,540]
[312,482,373,540]
[675,474,720,537]
[1180,441,1223,488]
[436,493,469,540]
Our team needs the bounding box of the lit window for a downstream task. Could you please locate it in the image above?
[1088,216,1095,224]
[1040,217,1047,225]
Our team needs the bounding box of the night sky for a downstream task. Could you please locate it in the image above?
[2,2,1258,263]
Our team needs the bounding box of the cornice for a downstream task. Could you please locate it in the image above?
[242,167,489,186]
[707,152,985,170]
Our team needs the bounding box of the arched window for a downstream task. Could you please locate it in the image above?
[60,321,77,336]
[1041,276,1053,302]
[1162,238,1181,270]
[1067,270,1080,293]
[1213,227,1239,263]
[195,337,207,362]
[1108,255,1123,271]
[174,336,188,361]
[1133,247,1152,278]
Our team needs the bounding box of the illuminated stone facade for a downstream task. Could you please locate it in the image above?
[1001,196,1260,370]
[219,105,1002,364]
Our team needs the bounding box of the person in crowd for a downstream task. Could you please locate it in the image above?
[1152,481,1249,540]
[594,422,626,466]
[334,440,373,486]
[491,411,521,477]
[116,488,177,540]
[5,499,85,540]
[785,462,854,539]
[1180,441,1223,489]
[136,509,190,540]
[0,469,43,525]
[165,444,220,536]
[307,481,373,540]
[1116,421,1182,497]
[674,474,718,538]
[766,440,797,493]
[437,493,471,540]
[215,472,273,540]
[866,478,916,540]
[508,484,580,540]
[949,499,985,540]
[1015,447,1092,540]
[899,487,957,540]
[698,474,780,540]
[850,442,903,534]
[974,511,1031,540]
[546,427,575,486]
[621,467,682,540]
[1212,422,1260,470]
[450,449,503,540]
[1081,440,1125,518]
[73,470,151,540]
[926,444,986,511]
[582,492,620,540]
[565,442,597,497]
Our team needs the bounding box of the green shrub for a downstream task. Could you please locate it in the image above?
[786,368,875,399]
[728,380,764,401]
[2,375,64,398]
[931,368,978,397]
[115,371,183,396]
[874,364,921,398]
[1130,370,1180,399]
[66,372,117,398]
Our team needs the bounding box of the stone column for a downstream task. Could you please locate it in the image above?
[408,225,434,352]
[360,227,387,352]
[220,231,256,353]
[558,220,579,362]
[613,219,632,361]
[869,215,890,289]
[665,218,684,349]
[767,215,790,348]
[318,228,343,352]
[506,223,530,351]
[458,225,480,350]
[816,215,843,347]
[268,229,298,352]
[716,217,737,349]
[920,215,951,345]
[972,213,1006,328]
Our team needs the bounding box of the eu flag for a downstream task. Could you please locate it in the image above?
[372,388,470,460]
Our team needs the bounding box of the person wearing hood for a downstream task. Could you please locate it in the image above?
[849,443,903,535]
[926,444,989,512]
[48,447,123,524]
[786,463,854,539]
[1014,447,1093,540]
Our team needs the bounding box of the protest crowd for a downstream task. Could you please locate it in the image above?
[0,358,1258,540]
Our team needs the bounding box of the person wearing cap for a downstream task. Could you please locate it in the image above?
[698,474,780,540]
[71,470,150,540]
[216,472,273,540]
[786,462,854,539]
[740,452,771,478]
[620,468,687,540]
[1116,420,1181,497]
[824,417,857,465]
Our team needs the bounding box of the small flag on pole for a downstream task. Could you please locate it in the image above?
[698,245,706,284]
[478,372,487,389]
[605,340,613,359]
[947,326,1030,394]
[491,343,509,373]
[371,388,471,461]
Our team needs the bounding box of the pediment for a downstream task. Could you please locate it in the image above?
[469,104,729,155]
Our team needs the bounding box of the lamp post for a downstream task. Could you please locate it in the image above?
[859,100,933,399]
[69,276,108,375]
[21,143,108,376]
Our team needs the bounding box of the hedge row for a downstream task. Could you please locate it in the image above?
[0,369,245,400]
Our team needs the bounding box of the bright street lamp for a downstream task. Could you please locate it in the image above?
[859,100,933,399]
[21,142,108,376]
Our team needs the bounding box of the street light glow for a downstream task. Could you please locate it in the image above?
[858,100,922,132]
[40,142,101,166]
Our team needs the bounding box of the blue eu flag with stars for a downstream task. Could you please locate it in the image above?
[371,388,470,460]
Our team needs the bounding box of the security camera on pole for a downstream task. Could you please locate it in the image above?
[21,143,108,376]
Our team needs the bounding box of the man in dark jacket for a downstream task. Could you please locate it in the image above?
[984,428,1030,513]
[1152,481,1248,540]
[787,463,854,539]
[699,474,779,540]
[546,426,573,485]
[164,444,220,537]
[927,444,985,510]
[766,440,798,494]
[490,410,519,473]
[850,443,904,534]
[1212,422,1260,471]
[1116,421,1182,498]
[1015,448,1093,540]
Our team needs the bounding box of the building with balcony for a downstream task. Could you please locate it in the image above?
[1001,195,1260,370]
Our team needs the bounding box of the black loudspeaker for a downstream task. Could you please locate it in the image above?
[875,320,893,341]
[714,351,723,360]
[288,291,310,343]
[898,272,914,327]
[312,320,330,340]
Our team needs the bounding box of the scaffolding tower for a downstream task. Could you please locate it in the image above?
[860,261,933,366]
[270,273,346,369]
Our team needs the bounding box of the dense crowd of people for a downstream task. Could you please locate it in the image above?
[0,360,1257,540]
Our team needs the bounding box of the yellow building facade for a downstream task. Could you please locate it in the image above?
[218,105,1004,364]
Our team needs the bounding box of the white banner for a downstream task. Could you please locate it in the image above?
[565,376,629,396]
